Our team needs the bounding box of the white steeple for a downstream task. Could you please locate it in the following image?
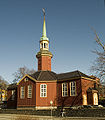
[36,9,53,71]
[40,8,49,51]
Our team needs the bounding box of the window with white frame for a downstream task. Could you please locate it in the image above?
[40,84,47,97]
[27,85,32,98]
[20,86,25,99]
[70,81,76,96]
[62,83,68,97]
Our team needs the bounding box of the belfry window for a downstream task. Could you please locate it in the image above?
[46,43,48,48]
[43,43,48,48]
[41,43,43,48]
[44,43,46,48]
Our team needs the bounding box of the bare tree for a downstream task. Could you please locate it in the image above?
[0,76,8,90]
[0,76,8,102]
[13,66,35,83]
[91,30,105,83]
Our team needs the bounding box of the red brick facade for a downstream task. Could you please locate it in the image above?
[57,79,83,107]
[36,82,57,108]
[17,77,36,109]
[17,76,57,109]
[15,74,98,109]
[38,56,51,71]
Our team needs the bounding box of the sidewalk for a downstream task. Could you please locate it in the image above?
[0,114,105,120]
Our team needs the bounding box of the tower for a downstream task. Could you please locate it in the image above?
[36,9,53,71]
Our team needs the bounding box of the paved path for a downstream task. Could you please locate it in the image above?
[0,114,105,120]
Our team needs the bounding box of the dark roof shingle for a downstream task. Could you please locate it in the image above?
[30,71,57,81]
[56,70,92,80]
[7,83,17,90]
[29,70,92,81]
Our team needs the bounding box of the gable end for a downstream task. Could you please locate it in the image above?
[17,74,36,85]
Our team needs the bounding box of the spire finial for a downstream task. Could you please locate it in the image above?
[42,8,45,16]
[40,8,49,41]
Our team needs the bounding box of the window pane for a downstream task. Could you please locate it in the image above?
[28,85,32,98]
[62,83,68,97]
[44,93,46,97]
[40,84,47,97]
[21,86,25,99]
[44,89,46,92]
[70,82,76,96]
[44,84,46,88]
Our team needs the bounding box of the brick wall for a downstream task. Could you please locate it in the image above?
[17,77,36,108]
[57,79,83,107]
[38,56,51,71]
[36,82,57,107]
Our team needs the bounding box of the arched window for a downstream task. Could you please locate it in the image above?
[44,43,46,48]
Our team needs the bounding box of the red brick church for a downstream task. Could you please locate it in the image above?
[7,10,99,109]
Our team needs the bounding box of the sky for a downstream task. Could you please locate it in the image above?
[0,0,105,83]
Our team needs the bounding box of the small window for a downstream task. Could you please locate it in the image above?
[40,84,47,97]
[62,83,68,97]
[24,78,28,82]
[27,85,32,98]
[70,81,76,96]
[46,43,48,48]
[41,43,43,48]
[44,43,46,48]
[20,86,25,99]
[11,90,15,100]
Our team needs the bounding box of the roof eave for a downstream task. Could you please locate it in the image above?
[17,74,36,85]
[57,76,95,82]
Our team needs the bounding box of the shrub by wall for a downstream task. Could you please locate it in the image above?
[0,108,105,117]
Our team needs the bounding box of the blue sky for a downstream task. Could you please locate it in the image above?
[0,0,105,83]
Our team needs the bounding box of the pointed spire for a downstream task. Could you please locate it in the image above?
[42,15,47,37]
[40,8,49,41]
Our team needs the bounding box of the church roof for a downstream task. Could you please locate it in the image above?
[29,70,93,81]
[30,71,57,81]
[57,70,92,80]
[7,83,17,90]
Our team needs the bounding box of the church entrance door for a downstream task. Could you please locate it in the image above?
[93,93,98,105]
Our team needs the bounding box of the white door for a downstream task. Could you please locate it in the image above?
[93,93,98,105]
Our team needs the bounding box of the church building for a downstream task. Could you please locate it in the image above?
[7,10,99,110]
